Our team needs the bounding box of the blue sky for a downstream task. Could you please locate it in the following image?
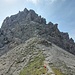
[0,0,75,41]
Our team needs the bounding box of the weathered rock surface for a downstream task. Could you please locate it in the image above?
[0,8,75,55]
[0,37,75,75]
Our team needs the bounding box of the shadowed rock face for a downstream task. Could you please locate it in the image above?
[0,8,75,55]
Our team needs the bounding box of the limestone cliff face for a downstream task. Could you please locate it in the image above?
[0,8,75,55]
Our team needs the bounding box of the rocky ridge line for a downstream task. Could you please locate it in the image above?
[0,8,75,55]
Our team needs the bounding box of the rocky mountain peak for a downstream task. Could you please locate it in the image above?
[1,8,46,31]
[0,8,75,56]
[24,8,29,13]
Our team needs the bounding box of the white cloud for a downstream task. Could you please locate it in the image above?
[46,0,66,4]
[3,0,17,4]
[26,0,40,4]
[26,0,66,5]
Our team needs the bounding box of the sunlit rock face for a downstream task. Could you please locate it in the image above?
[0,8,75,55]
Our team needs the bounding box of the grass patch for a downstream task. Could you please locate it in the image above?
[19,51,48,75]
[52,67,65,75]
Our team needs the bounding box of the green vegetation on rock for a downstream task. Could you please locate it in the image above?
[19,51,47,75]
[19,50,65,75]
[52,67,65,75]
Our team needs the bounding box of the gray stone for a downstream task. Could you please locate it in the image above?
[0,8,75,55]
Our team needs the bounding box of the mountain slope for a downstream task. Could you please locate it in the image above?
[0,37,75,75]
[0,8,75,55]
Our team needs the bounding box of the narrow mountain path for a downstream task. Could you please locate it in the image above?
[44,61,55,75]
